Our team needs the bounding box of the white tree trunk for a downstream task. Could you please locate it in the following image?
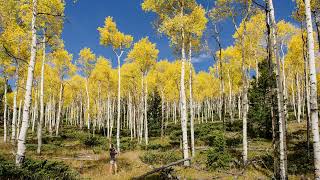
[228,69,234,123]
[268,0,286,178]
[16,0,37,166]
[180,29,189,166]
[56,83,63,136]
[291,81,297,119]
[161,92,164,138]
[17,100,22,137]
[12,63,19,143]
[240,30,248,166]
[116,54,122,153]
[296,74,301,123]
[189,41,195,157]
[3,78,7,143]
[144,76,148,145]
[305,0,320,177]
[85,78,90,130]
[37,34,45,154]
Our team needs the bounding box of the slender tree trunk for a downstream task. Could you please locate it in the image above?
[296,74,301,123]
[129,93,133,140]
[3,77,7,143]
[268,0,287,178]
[56,83,63,136]
[48,96,53,136]
[238,94,241,119]
[11,62,19,143]
[304,52,311,157]
[228,69,234,123]
[161,92,164,138]
[32,89,38,133]
[144,75,148,145]
[188,41,195,157]
[37,35,45,154]
[291,81,297,119]
[17,100,22,137]
[280,41,288,120]
[16,0,37,166]
[116,54,122,153]
[85,78,90,130]
[80,98,83,129]
[305,0,320,177]
[180,28,189,166]
[241,43,248,165]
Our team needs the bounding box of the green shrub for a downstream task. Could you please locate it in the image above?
[140,150,181,165]
[0,156,78,179]
[144,138,172,151]
[225,121,242,132]
[140,151,158,164]
[200,130,225,149]
[120,137,138,151]
[206,148,232,170]
[82,136,101,147]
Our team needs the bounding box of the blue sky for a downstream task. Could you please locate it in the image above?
[62,0,296,72]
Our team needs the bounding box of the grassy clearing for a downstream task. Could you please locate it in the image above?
[0,120,314,179]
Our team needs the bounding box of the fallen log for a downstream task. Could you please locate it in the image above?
[133,158,191,179]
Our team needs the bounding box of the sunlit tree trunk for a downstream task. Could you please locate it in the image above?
[37,35,45,154]
[238,93,241,119]
[296,74,301,123]
[85,79,90,130]
[291,81,297,119]
[180,28,189,166]
[11,62,19,143]
[116,54,122,153]
[268,0,287,178]
[144,75,148,145]
[161,91,164,138]
[56,83,63,136]
[241,42,248,165]
[16,0,37,166]
[32,89,38,133]
[3,77,7,143]
[280,41,288,120]
[48,96,53,136]
[17,100,22,137]
[188,41,195,157]
[80,98,83,129]
[228,69,234,123]
[305,0,320,177]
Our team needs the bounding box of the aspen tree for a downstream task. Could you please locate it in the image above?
[78,48,96,130]
[127,37,159,145]
[98,16,133,152]
[16,0,38,166]
[51,49,74,136]
[142,0,205,166]
[304,0,320,177]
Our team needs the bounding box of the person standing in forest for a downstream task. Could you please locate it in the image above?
[109,144,118,175]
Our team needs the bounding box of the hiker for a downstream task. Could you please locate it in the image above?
[109,144,118,174]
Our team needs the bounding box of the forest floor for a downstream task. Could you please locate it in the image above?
[0,120,314,179]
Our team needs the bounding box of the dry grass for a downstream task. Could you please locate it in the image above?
[0,121,315,179]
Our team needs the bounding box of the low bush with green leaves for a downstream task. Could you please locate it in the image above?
[120,137,138,151]
[0,156,78,179]
[140,150,181,165]
[200,130,225,148]
[82,136,101,147]
[206,147,232,170]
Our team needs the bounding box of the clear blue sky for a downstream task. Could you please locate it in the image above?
[62,0,296,72]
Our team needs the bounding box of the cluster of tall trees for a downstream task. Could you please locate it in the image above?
[1,0,320,179]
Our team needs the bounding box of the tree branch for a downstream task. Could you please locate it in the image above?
[2,45,28,64]
[37,12,65,18]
